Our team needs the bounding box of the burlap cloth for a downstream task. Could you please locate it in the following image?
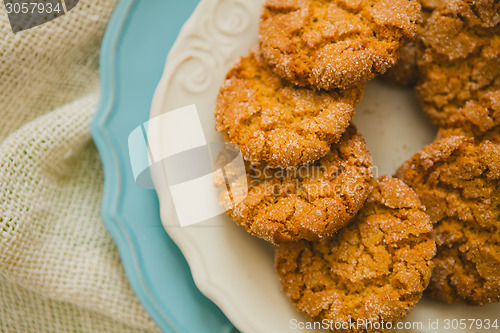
[0,1,161,332]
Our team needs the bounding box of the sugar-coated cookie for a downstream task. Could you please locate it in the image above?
[259,0,422,90]
[416,0,500,136]
[219,125,373,245]
[275,176,436,332]
[215,48,363,168]
[396,134,500,305]
[381,0,445,86]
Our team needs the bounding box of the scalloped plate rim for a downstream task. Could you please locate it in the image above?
[90,1,181,331]
[90,0,235,332]
[149,0,266,331]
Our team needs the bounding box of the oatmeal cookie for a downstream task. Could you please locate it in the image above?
[275,176,436,332]
[415,0,500,136]
[396,134,500,305]
[259,0,422,90]
[215,48,363,168]
[219,125,373,245]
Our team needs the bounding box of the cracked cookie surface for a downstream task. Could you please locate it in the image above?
[415,0,500,136]
[396,134,500,305]
[381,0,445,86]
[275,176,435,332]
[219,125,373,245]
[215,48,363,168]
[259,0,422,90]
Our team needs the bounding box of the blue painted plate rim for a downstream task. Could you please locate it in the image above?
[89,0,227,332]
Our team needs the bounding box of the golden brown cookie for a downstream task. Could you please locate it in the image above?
[415,0,500,136]
[259,0,422,90]
[215,48,363,168]
[381,0,445,86]
[275,176,436,332]
[436,125,500,142]
[380,42,419,86]
[219,125,373,245]
[396,134,500,305]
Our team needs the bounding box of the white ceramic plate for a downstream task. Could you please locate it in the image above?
[150,0,500,332]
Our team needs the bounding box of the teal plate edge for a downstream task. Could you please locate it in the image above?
[90,0,235,332]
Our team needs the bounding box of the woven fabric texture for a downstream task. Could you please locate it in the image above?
[0,1,160,332]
